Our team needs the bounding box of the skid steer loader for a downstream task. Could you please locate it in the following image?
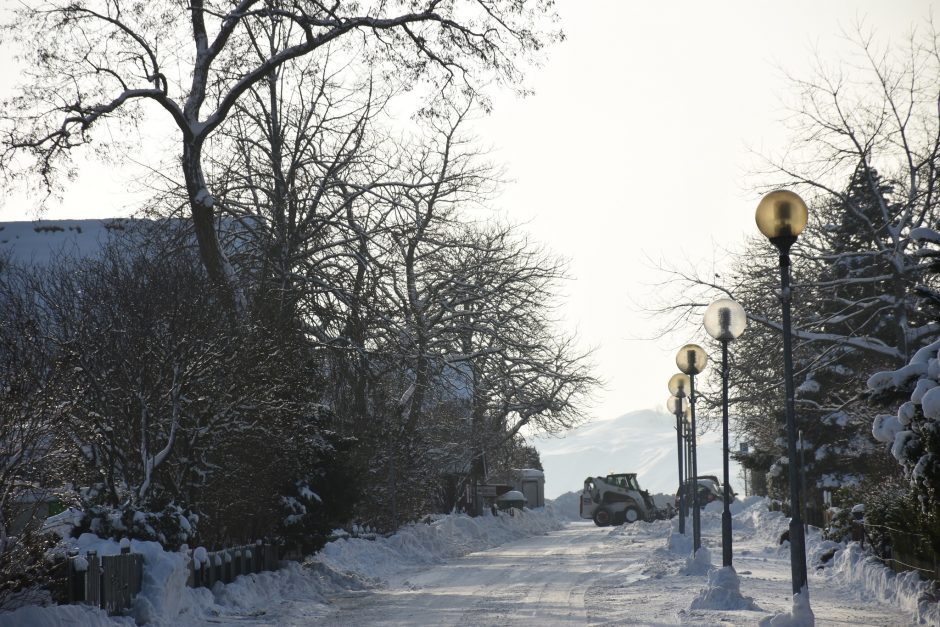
[580,473,669,526]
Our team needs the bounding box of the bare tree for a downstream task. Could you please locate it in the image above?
[0,257,63,610]
[0,0,559,308]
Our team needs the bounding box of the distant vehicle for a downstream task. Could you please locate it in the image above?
[580,473,673,526]
[675,476,734,509]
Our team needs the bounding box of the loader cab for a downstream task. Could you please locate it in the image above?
[605,473,641,492]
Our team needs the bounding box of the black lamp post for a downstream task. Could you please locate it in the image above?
[756,189,810,600]
[667,394,690,535]
[684,413,692,511]
[704,298,747,568]
[675,344,708,552]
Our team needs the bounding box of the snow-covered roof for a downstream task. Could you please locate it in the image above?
[0,219,134,265]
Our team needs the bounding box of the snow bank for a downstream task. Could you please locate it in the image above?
[548,490,582,520]
[316,507,563,580]
[826,542,940,624]
[0,604,130,627]
[736,499,789,546]
[731,497,939,625]
[68,533,206,626]
[3,507,563,626]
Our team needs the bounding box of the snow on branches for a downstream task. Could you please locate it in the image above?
[869,339,940,504]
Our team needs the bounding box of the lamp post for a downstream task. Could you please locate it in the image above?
[684,413,692,511]
[704,298,747,568]
[756,189,810,599]
[667,394,690,534]
[668,373,692,521]
[675,344,708,552]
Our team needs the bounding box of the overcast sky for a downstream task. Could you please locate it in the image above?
[468,0,936,427]
[0,0,935,430]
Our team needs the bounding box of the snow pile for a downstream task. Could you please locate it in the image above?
[547,490,582,520]
[680,546,713,576]
[41,507,85,539]
[690,565,761,611]
[759,589,815,626]
[739,499,789,546]
[666,529,693,555]
[316,508,562,580]
[0,604,129,627]
[868,342,940,471]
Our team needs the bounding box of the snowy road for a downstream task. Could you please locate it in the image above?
[11,502,927,626]
[317,524,630,626]
[300,515,910,626]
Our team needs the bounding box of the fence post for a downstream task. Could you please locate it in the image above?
[224,549,233,583]
[67,551,83,604]
[184,543,281,590]
[85,551,101,608]
[131,554,143,606]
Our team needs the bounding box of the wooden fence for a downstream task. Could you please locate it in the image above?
[63,542,280,614]
[188,543,279,589]
[884,528,940,581]
[851,520,940,581]
[65,548,144,613]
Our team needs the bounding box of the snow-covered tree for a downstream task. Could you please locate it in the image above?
[654,23,940,521]
[0,0,560,305]
[867,222,940,553]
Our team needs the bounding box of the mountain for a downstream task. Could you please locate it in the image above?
[534,409,743,499]
[0,219,134,265]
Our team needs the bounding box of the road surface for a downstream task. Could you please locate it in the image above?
[303,519,907,626]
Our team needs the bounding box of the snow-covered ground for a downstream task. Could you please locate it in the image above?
[534,409,743,499]
[4,498,937,626]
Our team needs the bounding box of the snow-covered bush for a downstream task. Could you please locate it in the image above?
[868,340,940,553]
[270,428,360,555]
[823,506,855,544]
[71,503,198,550]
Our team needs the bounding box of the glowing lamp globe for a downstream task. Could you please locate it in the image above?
[676,344,708,375]
[704,299,747,342]
[668,373,692,397]
[667,395,690,417]
[755,190,808,241]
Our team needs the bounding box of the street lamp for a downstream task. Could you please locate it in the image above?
[668,373,693,520]
[675,344,707,552]
[667,394,690,534]
[683,412,693,518]
[704,298,747,568]
[756,189,810,599]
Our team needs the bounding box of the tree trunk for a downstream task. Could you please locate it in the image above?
[183,140,238,313]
